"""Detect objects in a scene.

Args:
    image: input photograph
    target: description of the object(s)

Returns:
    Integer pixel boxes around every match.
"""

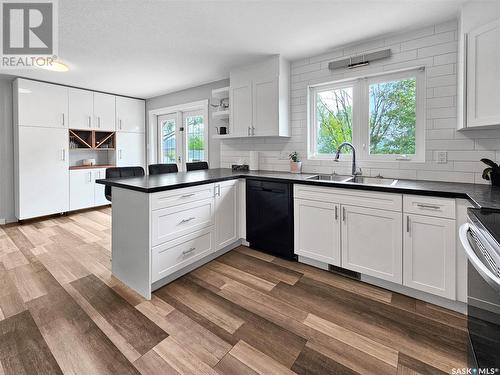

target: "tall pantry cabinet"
[14,79,70,220]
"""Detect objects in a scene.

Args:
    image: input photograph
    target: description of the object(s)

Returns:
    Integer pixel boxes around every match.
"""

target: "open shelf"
[211,86,229,100]
[212,110,230,120]
[69,129,116,150]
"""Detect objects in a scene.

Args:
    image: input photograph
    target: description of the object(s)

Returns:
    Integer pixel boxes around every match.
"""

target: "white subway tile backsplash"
[220,20,498,183]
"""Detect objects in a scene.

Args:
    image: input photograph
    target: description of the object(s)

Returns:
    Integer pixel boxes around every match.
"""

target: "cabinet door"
[294,199,341,266]
[215,180,238,250]
[467,18,500,127]
[230,82,252,137]
[17,127,69,219]
[116,97,145,133]
[404,214,456,299]
[252,77,279,136]
[341,205,402,283]
[116,132,145,168]
[69,169,94,211]
[16,79,68,128]
[93,169,110,207]
[68,88,93,129]
[93,93,116,131]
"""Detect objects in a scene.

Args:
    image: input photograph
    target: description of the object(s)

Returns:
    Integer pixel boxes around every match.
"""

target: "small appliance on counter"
[249,151,259,171]
[82,158,96,166]
[459,208,500,369]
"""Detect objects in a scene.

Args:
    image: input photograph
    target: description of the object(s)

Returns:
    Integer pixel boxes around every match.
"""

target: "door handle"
[61,149,66,161]
[118,149,122,160]
[406,215,410,234]
[88,115,92,128]
[416,203,441,210]
[182,247,196,255]
[252,126,255,136]
[61,113,65,126]
[335,205,338,221]
[119,119,122,130]
[98,116,101,128]
[181,193,195,198]
[179,217,196,224]
[342,207,346,222]
[247,127,251,136]
[88,172,92,182]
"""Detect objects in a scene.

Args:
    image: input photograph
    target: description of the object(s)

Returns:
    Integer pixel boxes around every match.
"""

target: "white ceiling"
[1,0,465,98]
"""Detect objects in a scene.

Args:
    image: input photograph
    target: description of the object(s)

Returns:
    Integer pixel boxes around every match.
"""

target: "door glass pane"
[316,86,353,154]
[369,78,416,155]
[185,114,205,162]
[160,118,176,163]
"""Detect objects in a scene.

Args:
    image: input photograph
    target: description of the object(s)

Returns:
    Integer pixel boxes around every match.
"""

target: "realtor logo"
[2,1,54,54]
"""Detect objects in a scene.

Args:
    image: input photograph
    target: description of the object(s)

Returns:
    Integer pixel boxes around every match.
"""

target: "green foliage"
[289,151,300,162]
[369,79,416,155]
[481,158,500,181]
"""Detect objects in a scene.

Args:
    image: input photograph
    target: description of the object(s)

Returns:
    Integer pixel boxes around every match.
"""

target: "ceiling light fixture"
[40,60,69,72]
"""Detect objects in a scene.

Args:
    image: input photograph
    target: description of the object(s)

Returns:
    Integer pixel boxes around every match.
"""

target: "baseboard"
[0,217,17,225]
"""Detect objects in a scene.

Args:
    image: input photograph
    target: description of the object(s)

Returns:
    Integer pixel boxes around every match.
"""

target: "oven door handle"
[459,223,500,292]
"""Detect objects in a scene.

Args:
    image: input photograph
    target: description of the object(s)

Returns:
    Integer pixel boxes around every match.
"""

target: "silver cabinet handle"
[334,205,338,221]
[119,119,122,130]
[247,127,251,136]
[342,207,346,222]
[98,116,101,128]
[416,203,441,210]
[88,115,92,128]
[406,215,410,233]
[252,126,255,136]
[118,149,122,160]
[62,113,65,126]
[179,217,196,224]
[182,247,196,255]
[61,149,66,161]
[181,193,195,198]
[88,172,92,183]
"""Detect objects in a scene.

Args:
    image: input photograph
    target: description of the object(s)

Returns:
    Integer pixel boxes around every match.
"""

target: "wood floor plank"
[0,310,62,375]
[206,260,277,292]
[1,251,29,270]
[235,246,276,262]
[133,349,180,375]
[71,274,168,355]
[229,340,296,375]
[218,251,302,285]
[292,345,360,375]
[7,263,48,303]
[214,353,259,375]
[0,264,26,319]
[397,353,448,375]
[153,336,218,375]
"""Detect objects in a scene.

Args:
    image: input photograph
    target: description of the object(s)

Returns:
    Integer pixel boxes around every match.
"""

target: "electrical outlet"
[436,151,448,164]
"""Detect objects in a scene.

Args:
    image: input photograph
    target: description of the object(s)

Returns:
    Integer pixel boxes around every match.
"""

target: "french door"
[157,108,207,171]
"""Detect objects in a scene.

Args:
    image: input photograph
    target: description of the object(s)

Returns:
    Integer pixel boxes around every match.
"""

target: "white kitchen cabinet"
[116,97,145,133]
[15,79,68,128]
[229,82,252,137]
[93,169,109,206]
[70,169,94,211]
[16,127,69,219]
[116,132,145,168]
[215,180,238,250]
[69,88,93,129]
[229,55,289,138]
[403,214,456,299]
[93,92,116,131]
[294,199,341,266]
[466,18,500,128]
[341,205,403,283]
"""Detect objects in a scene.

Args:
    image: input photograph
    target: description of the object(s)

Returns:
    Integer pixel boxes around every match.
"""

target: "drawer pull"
[416,203,441,210]
[179,217,196,224]
[182,247,196,255]
[181,193,195,198]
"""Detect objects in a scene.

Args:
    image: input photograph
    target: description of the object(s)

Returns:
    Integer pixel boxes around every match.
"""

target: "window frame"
[308,68,425,163]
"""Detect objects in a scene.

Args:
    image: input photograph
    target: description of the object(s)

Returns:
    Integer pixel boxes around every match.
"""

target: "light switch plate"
[436,151,448,164]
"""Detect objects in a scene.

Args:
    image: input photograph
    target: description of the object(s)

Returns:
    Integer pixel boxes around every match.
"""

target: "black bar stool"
[105,166,145,201]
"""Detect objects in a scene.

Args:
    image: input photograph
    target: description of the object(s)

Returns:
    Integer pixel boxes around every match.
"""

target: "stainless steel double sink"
[306,174,398,186]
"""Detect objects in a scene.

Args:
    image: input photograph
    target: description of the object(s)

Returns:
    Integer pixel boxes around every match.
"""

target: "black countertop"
[96,168,500,209]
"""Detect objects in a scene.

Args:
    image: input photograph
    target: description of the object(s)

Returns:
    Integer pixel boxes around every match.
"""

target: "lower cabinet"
[70,168,110,211]
[403,214,456,299]
[215,180,239,250]
[294,199,341,266]
[341,205,403,283]
[152,228,215,283]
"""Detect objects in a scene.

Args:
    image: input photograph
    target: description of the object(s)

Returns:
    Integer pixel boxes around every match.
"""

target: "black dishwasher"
[246,179,295,260]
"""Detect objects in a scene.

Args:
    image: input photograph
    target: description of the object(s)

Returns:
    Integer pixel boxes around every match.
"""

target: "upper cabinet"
[69,88,94,129]
[465,18,500,128]
[93,92,116,131]
[16,79,68,128]
[229,55,290,137]
[116,96,145,133]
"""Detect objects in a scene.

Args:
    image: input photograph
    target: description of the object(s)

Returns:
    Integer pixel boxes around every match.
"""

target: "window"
[309,69,424,161]
[155,100,208,171]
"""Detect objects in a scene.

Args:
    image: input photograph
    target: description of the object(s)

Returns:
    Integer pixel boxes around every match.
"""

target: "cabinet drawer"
[152,198,215,246]
[403,195,455,219]
[151,184,214,210]
[152,228,214,283]
[294,184,402,212]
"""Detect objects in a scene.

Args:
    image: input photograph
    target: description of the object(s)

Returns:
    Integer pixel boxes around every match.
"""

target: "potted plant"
[481,158,500,186]
[289,152,302,174]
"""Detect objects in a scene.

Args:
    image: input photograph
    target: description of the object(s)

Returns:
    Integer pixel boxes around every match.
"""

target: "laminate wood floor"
[0,207,468,374]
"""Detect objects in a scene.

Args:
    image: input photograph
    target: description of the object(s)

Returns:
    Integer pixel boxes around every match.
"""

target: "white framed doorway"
[149,100,209,172]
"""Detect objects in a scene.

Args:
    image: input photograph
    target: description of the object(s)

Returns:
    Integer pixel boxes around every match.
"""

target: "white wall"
[0,78,15,223]
[146,79,230,168]
[220,19,500,184]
